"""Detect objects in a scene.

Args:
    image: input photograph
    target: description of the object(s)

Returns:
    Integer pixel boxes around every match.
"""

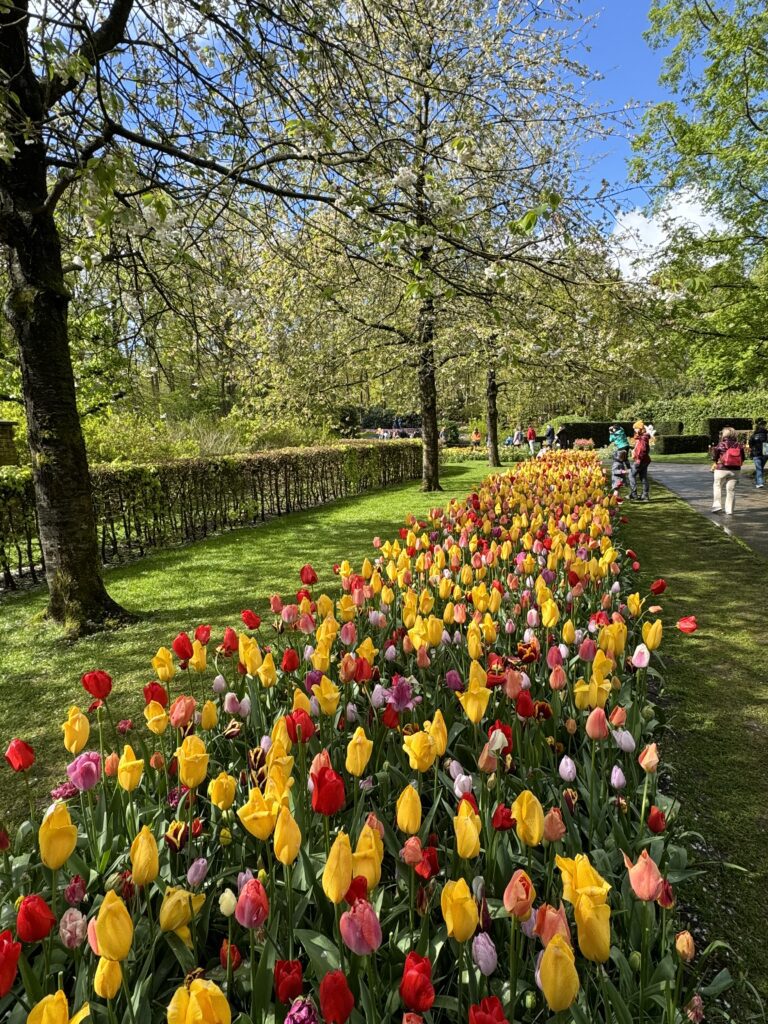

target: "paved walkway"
[648,462,768,560]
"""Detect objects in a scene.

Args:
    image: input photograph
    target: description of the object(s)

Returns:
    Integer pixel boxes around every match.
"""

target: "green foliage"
[617,392,768,435]
[652,434,709,455]
[439,446,528,464]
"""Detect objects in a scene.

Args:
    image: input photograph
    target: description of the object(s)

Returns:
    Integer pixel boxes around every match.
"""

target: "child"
[611,447,630,492]
[608,424,629,452]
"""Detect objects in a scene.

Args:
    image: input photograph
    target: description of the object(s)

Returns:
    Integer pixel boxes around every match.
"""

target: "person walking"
[526,423,536,455]
[471,427,482,449]
[748,417,768,489]
[628,421,652,501]
[512,426,523,447]
[710,426,745,515]
[544,423,555,446]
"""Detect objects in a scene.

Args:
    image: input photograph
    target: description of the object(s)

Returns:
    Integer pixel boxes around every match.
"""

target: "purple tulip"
[611,729,636,753]
[472,932,498,976]
[224,692,241,715]
[610,765,627,790]
[187,858,209,887]
[66,751,101,792]
[558,756,577,782]
[285,998,321,1024]
[445,669,464,692]
[212,674,227,693]
[384,645,397,661]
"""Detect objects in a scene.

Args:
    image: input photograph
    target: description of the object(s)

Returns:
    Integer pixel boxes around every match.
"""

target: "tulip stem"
[588,740,597,848]
[250,929,258,1024]
[409,866,415,941]
[122,973,138,1024]
[509,916,519,1019]
[285,863,294,960]
[639,773,650,840]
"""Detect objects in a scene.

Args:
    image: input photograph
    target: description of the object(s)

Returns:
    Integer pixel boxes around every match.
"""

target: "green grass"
[0,463,487,819]
[624,484,768,1008]
[650,452,711,463]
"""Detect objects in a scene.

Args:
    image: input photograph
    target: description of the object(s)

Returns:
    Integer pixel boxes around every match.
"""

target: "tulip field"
[0,451,731,1023]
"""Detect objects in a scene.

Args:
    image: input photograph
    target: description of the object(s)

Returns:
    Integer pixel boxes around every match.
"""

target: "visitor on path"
[526,424,536,455]
[544,423,555,446]
[471,427,482,448]
[555,425,568,449]
[629,421,651,501]
[512,426,523,447]
[608,424,630,452]
[710,426,745,516]
[748,418,768,489]
[611,446,630,492]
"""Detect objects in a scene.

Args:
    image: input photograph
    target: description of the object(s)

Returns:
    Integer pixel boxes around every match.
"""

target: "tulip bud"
[675,930,695,962]
[219,889,237,917]
[525,992,537,1011]
[629,950,642,972]
[610,765,626,790]
[558,756,576,782]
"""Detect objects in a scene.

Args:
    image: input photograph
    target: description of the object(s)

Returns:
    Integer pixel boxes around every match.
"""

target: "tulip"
[631,643,651,669]
[642,619,662,650]
[558,756,576,782]
[95,890,133,961]
[130,826,159,886]
[585,707,609,740]
[117,744,144,792]
[396,785,422,834]
[453,801,481,859]
[274,806,301,865]
[208,772,237,811]
[312,675,340,716]
[543,807,566,843]
[58,908,87,950]
[457,678,491,724]
[471,932,498,976]
[676,615,698,634]
[144,700,169,735]
[399,952,435,1012]
[160,887,206,946]
[675,930,695,962]
[4,738,35,772]
[403,731,437,772]
[424,709,448,756]
[638,743,659,773]
[175,735,209,790]
[311,766,346,816]
[339,899,382,955]
[81,669,113,699]
[0,929,21,997]
[533,902,571,946]
[151,647,175,682]
[17,894,56,942]
[574,896,611,962]
[323,831,353,904]
[623,850,664,901]
[511,791,544,846]
[274,959,303,1004]
[319,970,355,1024]
[200,700,218,730]
[351,823,384,890]
[610,765,626,790]
[169,695,196,729]
[540,933,579,1011]
[26,992,90,1024]
[61,706,89,755]
[219,890,237,917]
[440,878,479,942]
[345,727,373,777]
[39,801,77,870]
[167,979,231,1024]
[94,956,122,999]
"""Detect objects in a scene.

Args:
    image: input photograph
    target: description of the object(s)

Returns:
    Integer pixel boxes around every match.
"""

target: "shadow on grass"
[624,485,768,1005]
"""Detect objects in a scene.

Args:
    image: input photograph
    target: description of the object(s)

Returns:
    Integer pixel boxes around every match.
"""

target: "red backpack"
[721,443,743,468]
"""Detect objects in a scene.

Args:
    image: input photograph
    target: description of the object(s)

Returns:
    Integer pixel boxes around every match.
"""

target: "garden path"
[648,462,768,560]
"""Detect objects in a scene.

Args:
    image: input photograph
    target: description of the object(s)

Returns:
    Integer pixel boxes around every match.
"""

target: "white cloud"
[610,187,726,281]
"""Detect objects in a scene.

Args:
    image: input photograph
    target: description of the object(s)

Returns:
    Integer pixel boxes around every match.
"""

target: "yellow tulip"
[144,700,169,736]
[239,635,262,675]
[94,957,122,999]
[130,826,159,887]
[237,787,278,840]
[208,772,237,811]
[403,731,437,772]
[61,706,89,755]
[188,639,207,673]
[257,651,277,688]
[426,615,443,647]
[627,592,644,618]
[574,894,611,962]
[562,619,576,644]
[117,744,143,792]
[356,637,378,663]
[159,887,205,947]
[541,598,560,628]
[273,805,301,865]
[440,878,479,942]
[424,709,447,756]
[457,680,490,725]
[311,676,340,716]
[540,933,580,1012]
[468,659,487,689]
[175,735,209,790]
[151,646,175,682]
[39,801,77,871]
[337,594,356,622]
[27,992,90,1024]
[292,688,312,714]
[453,801,481,859]
[396,784,422,834]
[351,823,384,890]
[511,791,544,847]
[345,727,373,777]
[642,619,663,651]
[467,628,484,661]
[200,700,218,730]
[167,979,231,1024]
[555,854,611,906]
[96,891,133,961]
[322,831,353,904]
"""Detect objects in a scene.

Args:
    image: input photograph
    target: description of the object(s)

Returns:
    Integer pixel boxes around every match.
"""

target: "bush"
[443,421,460,446]
[573,437,596,450]
[557,422,632,448]
[440,446,529,464]
[0,441,421,589]
[617,392,768,435]
[652,434,709,455]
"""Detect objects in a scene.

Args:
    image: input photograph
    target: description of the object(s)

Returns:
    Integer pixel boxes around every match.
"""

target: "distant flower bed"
[573,438,596,451]
[2,452,725,1023]
[441,447,530,463]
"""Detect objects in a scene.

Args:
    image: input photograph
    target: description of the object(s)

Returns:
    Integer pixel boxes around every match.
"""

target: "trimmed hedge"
[0,441,421,590]
[652,434,709,455]
[705,417,754,442]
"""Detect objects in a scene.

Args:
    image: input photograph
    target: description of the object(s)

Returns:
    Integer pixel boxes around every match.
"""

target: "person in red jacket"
[629,420,651,501]
[526,424,536,455]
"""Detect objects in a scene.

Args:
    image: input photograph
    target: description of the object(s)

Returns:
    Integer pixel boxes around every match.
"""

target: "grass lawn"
[624,484,768,1010]
[650,452,711,464]
[0,462,487,821]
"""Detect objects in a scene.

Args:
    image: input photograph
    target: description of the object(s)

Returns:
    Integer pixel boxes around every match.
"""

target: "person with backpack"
[628,421,651,501]
[748,417,768,489]
[710,426,746,515]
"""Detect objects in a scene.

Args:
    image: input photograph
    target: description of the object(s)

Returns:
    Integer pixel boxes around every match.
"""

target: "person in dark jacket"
[748,418,767,489]
[629,421,651,501]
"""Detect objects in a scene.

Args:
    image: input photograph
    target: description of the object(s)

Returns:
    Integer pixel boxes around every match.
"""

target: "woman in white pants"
[710,427,746,516]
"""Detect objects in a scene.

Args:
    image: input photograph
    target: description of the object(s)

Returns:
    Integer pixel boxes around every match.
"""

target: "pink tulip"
[235,879,270,929]
[416,646,431,669]
[59,908,87,949]
[623,850,664,901]
[585,708,609,741]
[339,899,382,956]
[340,622,357,647]
[66,751,101,792]
[631,644,651,669]
[269,595,283,614]
[400,837,423,867]
[281,604,298,624]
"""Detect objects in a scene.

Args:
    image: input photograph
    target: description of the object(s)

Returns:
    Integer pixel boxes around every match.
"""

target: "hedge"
[557,421,633,448]
[440,446,530,464]
[652,433,710,455]
[0,441,421,590]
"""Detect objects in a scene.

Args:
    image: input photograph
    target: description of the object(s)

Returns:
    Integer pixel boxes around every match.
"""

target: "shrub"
[652,434,709,455]
[440,446,529,464]
[573,437,596,450]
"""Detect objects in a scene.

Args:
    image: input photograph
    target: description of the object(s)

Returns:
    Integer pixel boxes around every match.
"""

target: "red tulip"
[469,995,510,1024]
[172,632,194,662]
[650,579,667,595]
[220,627,239,655]
[319,969,355,1024]
[4,739,35,773]
[241,609,261,630]
[343,876,368,905]
[194,624,211,645]
[382,706,400,729]
[647,806,667,834]
[311,766,345,816]
[300,564,318,586]
[399,952,435,1012]
[487,720,513,757]
[274,959,303,1003]
[219,939,242,971]
[515,691,535,719]
[491,804,514,832]
[16,895,56,943]
[414,846,439,881]
[281,649,300,673]
[81,670,112,699]
[676,615,698,634]
[0,929,21,996]
[143,682,168,707]
[286,710,315,743]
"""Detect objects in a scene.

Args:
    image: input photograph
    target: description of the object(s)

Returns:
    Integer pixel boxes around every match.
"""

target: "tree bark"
[486,366,501,467]
[417,298,442,491]
[1,7,126,629]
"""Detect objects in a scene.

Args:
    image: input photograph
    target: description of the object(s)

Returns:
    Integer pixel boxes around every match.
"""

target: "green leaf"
[295,928,340,978]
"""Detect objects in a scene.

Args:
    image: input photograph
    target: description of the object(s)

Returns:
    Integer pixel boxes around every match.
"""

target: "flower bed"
[0,452,723,1023]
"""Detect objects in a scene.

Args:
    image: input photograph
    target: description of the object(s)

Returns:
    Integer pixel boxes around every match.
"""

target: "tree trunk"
[1,10,126,630]
[486,366,501,467]
[417,298,441,491]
